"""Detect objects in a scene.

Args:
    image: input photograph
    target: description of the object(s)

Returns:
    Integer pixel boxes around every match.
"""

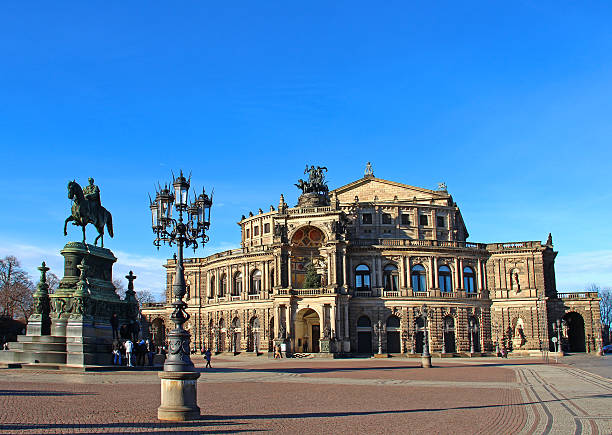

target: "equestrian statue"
[64,177,114,247]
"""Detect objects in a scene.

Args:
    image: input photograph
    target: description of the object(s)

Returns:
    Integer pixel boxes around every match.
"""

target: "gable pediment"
[331,177,449,203]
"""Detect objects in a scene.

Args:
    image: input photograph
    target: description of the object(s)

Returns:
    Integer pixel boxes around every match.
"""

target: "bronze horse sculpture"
[64,180,114,247]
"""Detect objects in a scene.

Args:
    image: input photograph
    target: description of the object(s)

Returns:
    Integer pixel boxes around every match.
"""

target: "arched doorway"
[295,308,320,353]
[563,312,586,352]
[248,317,260,353]
[386,315,401,353]
[231,317,241,353]
[443,316,456,353]
[268,316,274,352]
[357,315,372,354]
[468,316,481,352]
[151,318,166,348]
[414,316,425,353]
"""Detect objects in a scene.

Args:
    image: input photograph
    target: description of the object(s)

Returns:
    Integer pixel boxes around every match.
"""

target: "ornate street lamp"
[421,304,432,368]
[150,170,212,422]
[373,320,385,355]
[552,319,564,354]
[469,318,475,354]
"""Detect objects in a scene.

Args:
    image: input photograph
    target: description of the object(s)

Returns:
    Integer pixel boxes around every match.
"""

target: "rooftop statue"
[295,165,329,196]
[64,178,114,247]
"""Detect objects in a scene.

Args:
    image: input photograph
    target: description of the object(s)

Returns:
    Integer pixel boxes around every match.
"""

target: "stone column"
[342,249,348,289]
[344,303,349,339]
[477,259,483,293]
[459,259,464,290]
[429,257,435,289]
[287,253,292,288]
[432,257,438,289]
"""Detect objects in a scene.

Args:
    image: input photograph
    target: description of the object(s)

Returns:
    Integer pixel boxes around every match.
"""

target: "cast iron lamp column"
[150,171,212,421]
[421,305,432,368]
[469,318,475,354]
[374,320,384,355]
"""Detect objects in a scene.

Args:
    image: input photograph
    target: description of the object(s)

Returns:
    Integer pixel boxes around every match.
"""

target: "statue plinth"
[0,242,139,368]
[297,192,330,207]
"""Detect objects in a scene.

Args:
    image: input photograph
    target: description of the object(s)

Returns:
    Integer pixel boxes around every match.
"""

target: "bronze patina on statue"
[64,178,114,247]
[295,165,330,207]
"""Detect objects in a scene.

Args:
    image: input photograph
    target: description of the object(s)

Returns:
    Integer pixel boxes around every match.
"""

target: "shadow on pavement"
[0,389,95,396]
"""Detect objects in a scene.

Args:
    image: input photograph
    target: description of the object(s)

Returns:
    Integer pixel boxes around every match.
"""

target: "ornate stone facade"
[142,172,602,356]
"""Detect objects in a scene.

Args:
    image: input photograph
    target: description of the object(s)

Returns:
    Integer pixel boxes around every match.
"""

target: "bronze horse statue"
[64,180,114,247]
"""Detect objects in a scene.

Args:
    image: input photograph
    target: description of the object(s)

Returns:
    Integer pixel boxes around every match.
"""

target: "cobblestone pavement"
[0,357,610,434]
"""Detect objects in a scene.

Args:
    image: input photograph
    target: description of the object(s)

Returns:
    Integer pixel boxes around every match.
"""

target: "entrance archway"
[296,308,320,353]
[151,318,166,348]
[414,316,425,353]
[357,315,372,354]
[563,312,586,352]
[443,316,456,353]
[248,317,260,353]
[386,316,401,353]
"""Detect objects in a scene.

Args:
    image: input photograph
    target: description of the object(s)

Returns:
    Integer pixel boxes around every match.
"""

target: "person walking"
[204,348,212,369]
[125,339,134,367]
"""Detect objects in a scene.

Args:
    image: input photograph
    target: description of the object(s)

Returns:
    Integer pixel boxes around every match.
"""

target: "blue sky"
[1,2,611,298]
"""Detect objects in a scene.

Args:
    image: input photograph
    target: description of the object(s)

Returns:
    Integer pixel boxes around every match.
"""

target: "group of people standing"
[112,338,158,367]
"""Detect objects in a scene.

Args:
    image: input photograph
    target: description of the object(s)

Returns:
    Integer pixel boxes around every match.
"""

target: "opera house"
[142,165,602,357]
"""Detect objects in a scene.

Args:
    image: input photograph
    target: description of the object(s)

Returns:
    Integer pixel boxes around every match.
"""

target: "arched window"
[269,268,275,291]
[186,280,191,300]
[439,265,452,292]
[386,315,400,329]
[355,265,371,290]
[209,276,216,298]
[220,274,227,297]
[463,266,476,292]
[250,269,261,294]
[383,264,399,291]
[232,272,243,296]
[357,315,371,328]
[411,265,427,291]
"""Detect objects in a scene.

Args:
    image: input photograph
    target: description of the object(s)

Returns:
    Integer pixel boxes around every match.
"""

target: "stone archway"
[295,308,320,353]
[357,315,373,354]
[414,316,425,354]
[443,316,456,353]
[386,315,401,353]
[563,312,586,352]
[248,317,260,353]
[151,318,166,348]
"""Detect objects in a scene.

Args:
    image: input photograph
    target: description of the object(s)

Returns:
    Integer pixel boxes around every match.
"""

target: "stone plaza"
[0,355,611,434]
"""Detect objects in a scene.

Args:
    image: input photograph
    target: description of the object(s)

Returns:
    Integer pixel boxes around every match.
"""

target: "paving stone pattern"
[0,356,610,434]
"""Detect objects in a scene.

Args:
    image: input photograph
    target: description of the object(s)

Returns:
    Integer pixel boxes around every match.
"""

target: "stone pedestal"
[158,372,201,421]
[421,355,432,368]
[0,242,138,368]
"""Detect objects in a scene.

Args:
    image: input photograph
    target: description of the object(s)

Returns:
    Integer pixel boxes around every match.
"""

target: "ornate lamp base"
[158,372,201,421]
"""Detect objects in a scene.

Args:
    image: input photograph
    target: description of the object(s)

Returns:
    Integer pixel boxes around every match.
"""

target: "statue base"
[0,242,138,368]
[297,192,330,207]
[158,372,201,421]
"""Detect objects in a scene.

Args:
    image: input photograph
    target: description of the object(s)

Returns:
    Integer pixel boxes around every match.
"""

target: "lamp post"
[374,320,384,355]
[469,318,475,354]
[150,170,212,421]
[421,305,432,368]
[552,319,563,354]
